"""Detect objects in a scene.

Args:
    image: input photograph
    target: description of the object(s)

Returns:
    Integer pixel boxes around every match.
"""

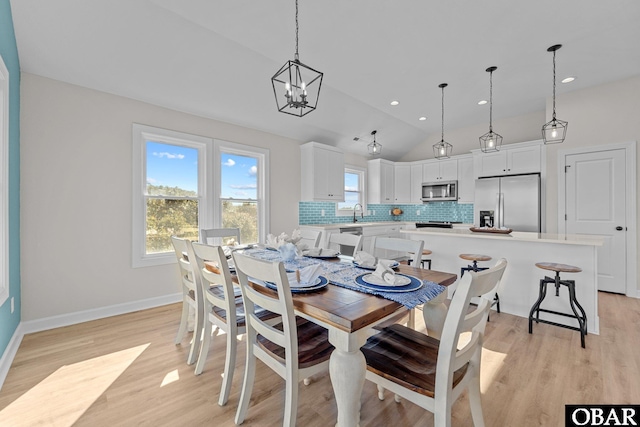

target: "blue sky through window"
[220,152,257,199]
[145,143,258,199]
[146,141,198,192]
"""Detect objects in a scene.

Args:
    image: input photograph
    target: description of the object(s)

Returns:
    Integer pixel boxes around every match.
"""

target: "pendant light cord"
[441,85,445,142]
[552,48,557,120]
[489,69,494,133]
[294,0,299,61]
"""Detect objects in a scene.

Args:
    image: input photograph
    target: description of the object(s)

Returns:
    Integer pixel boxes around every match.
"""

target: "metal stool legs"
[460,261,499,318]
[528,271,587,348]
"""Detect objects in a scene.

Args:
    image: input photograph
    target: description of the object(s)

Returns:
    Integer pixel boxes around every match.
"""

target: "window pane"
[338,171,361,210]
[345,172,359,192]
[220,153,257,200]
[222,200,258,244]
[146,198,199,254]
[146,141,198,196]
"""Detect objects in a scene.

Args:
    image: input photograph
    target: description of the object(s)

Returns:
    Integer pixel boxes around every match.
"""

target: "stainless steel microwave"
[421,180,458,202]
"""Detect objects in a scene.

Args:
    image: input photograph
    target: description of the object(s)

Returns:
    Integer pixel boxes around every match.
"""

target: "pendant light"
[542,44,568,144]
[368,130,382,156]
[433,83,453,159]
[479,66,503,152]
[271,0,323,117]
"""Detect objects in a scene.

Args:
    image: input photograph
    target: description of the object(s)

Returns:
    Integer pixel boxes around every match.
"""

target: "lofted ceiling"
[10,0,640,160]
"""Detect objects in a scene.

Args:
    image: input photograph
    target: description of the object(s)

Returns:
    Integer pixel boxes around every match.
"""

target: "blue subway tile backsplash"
[299,202,474,225]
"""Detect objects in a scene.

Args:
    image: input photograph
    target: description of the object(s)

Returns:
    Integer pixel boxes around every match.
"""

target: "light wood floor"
[1,292,639,426]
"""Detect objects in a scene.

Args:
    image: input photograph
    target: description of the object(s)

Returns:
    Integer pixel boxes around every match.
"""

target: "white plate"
[361,273,411,287]
[286,274,322,289]
[303,249,340,258]
[353,260,399,270]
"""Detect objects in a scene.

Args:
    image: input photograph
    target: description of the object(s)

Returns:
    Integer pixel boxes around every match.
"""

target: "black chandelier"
[433,83,453,159]
[368,130,382,156]
[271,0,323,117]
[542,44,568,144]
[479,66,503,152]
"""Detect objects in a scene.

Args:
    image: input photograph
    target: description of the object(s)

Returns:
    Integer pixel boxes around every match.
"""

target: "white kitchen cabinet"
[410,163,424,204]
[456,155,475,204]
[368,159,395,204]
[300,142,345,201]
[393,164,411,203]
[473,141,542,178]
[423,159,458,182]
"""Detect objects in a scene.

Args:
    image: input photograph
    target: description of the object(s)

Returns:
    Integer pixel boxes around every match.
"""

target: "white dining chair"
[200,227,241,246]
[189,242,279,406]
[170,236,200,366]
[362,258,508,427]
[370,236,424,265]
[325,231,363,257]
[298,228,322,249]
[232,252,334,426]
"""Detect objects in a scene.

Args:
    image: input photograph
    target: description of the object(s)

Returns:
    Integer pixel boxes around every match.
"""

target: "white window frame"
[132,124,213,268]
[213,140,269,244]
[0,56,9,305]
[336,165,367,217]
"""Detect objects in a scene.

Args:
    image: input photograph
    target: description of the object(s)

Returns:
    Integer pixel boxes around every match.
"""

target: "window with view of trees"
[220,152,259,244]
[145,141,200,253]
[133,125,268,267]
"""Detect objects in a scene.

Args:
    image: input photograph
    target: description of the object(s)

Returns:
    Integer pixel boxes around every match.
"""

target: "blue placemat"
[242,248,446,309]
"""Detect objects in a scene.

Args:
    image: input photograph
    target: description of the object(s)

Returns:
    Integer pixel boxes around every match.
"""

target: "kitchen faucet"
[353,203,364,223]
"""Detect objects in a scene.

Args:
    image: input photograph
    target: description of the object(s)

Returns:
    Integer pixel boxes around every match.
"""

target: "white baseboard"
[0,323,25,391]
[0,292,182,391]
[21,292,182,334]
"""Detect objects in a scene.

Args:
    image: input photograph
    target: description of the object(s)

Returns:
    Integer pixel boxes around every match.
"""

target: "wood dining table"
[243,256,457,427]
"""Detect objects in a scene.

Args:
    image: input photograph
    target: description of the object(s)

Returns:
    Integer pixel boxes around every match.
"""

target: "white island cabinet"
[401,228,603,334]
[300,142,345,202]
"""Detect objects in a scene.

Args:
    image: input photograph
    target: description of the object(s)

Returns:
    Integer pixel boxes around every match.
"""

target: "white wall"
[399,111,545,161]
[20,73,302,321]
[543,75,640,292]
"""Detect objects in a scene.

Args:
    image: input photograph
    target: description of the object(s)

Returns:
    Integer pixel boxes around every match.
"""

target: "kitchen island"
[401,228,604,334]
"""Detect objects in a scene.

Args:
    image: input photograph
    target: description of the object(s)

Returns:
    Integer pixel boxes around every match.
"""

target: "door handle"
[616,226,624,231]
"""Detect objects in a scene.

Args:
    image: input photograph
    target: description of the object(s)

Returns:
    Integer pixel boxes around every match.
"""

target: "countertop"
[299,221,413,229]
[300,222,474,230]
[401,227,604,246]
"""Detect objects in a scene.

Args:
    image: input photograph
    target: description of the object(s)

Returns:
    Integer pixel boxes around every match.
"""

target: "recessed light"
[562,76,576,83]
[390,100,399,106]
[419,116,427,121]
[478,100,488,105]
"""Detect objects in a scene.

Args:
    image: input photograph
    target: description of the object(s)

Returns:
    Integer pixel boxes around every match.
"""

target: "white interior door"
[565,149,626,293]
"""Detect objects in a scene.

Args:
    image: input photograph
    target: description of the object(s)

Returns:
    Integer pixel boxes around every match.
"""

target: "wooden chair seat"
[362,324,469,397]
[459,253,492,262]
[535,262,582,274]
[209,286,279,327]
[257,316,334,369]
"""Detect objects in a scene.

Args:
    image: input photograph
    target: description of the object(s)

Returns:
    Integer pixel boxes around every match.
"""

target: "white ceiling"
[10,0,640,160]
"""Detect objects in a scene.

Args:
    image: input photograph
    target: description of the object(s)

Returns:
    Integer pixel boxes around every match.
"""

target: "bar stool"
[529,262,587,348]
[459,254,500,315]
[407,249,432,269]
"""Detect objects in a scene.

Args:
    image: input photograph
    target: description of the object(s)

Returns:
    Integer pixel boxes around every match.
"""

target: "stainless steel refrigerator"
[474,174,541,232]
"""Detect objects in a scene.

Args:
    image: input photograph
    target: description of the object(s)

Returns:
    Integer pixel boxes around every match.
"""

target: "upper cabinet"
[473,140,543,178]
[368,159,395,204]
[393,164,412,203]
[456,155,474,204]
[423,159,458,182]
[300,142,345,202]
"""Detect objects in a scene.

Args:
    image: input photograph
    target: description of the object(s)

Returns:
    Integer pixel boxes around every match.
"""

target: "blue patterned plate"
[355,273,423,293]
[265,275,329,293]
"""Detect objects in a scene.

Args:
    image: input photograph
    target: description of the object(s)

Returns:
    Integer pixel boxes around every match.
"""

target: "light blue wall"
[299,202,473,225]
[0,0,21,358]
